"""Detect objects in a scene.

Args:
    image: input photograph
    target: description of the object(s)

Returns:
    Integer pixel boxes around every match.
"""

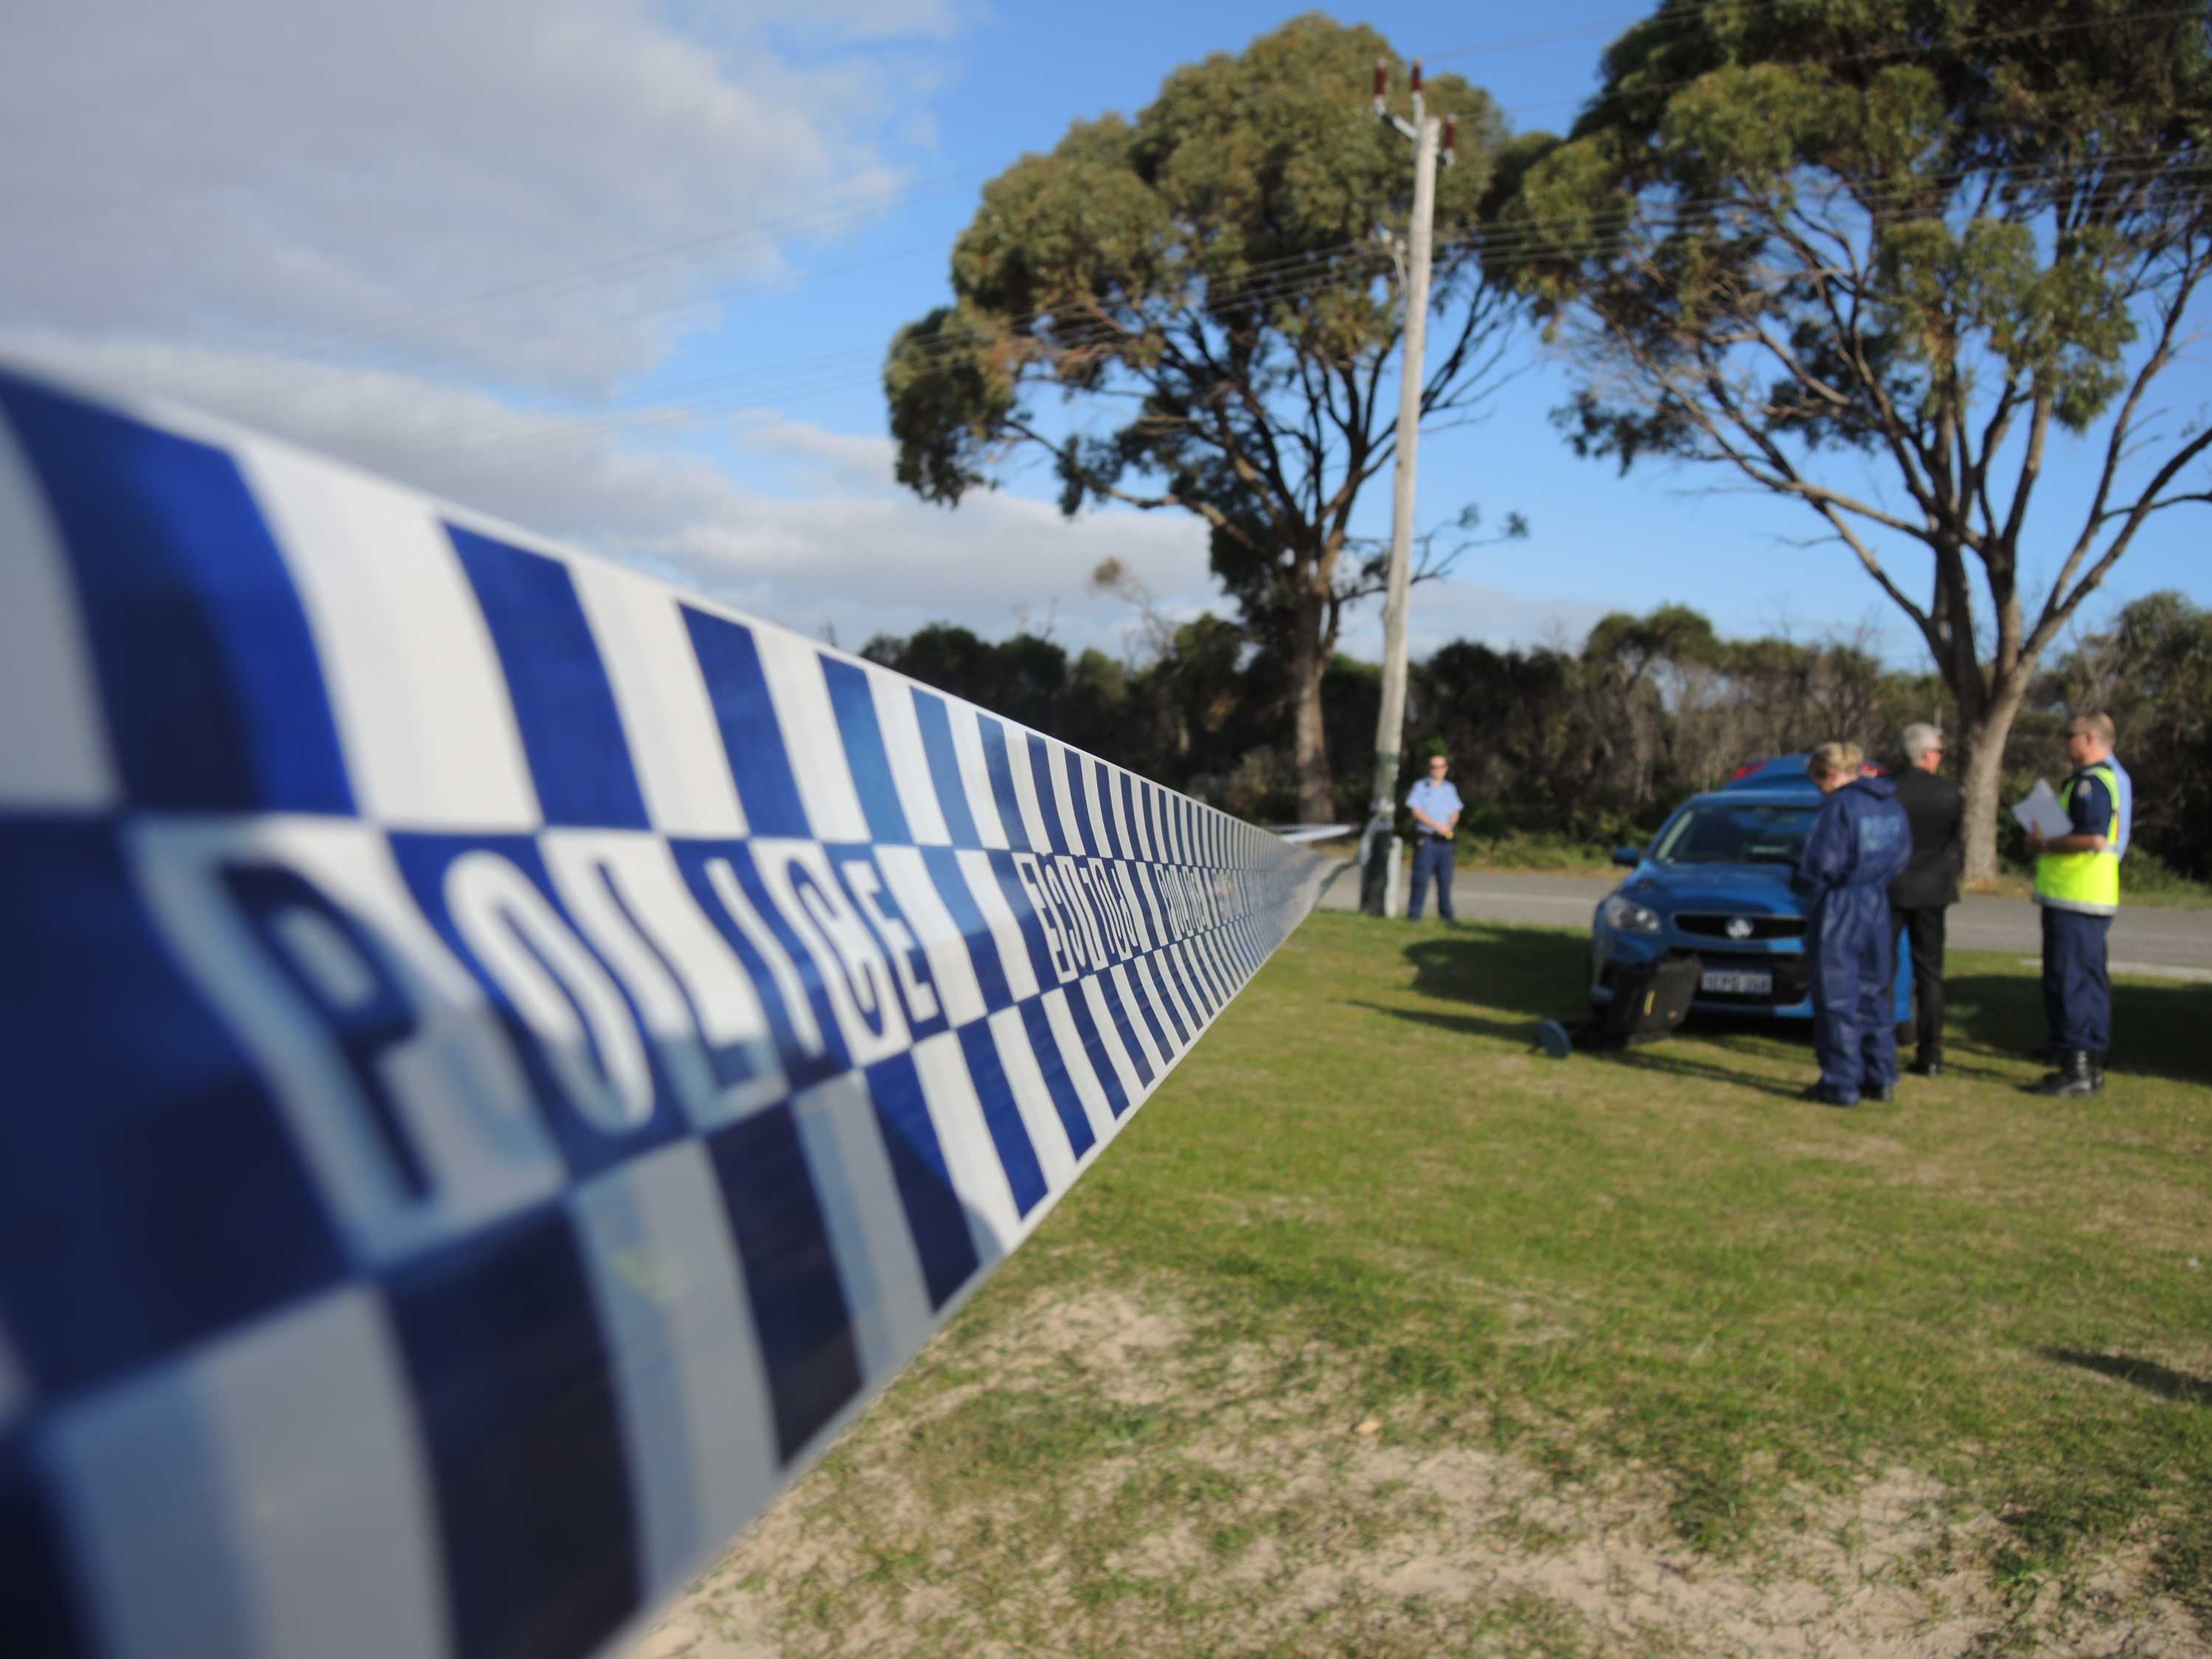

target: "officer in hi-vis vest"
[2025,712,2124,1097]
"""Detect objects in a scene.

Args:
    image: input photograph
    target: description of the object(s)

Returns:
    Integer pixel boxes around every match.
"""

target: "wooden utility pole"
[1360,59,1455,917]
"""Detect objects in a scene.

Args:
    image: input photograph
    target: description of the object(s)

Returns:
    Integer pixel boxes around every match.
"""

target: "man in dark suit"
[1888,722,1964,1077]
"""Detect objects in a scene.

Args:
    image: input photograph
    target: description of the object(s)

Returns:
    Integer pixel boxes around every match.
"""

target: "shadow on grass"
[2040,1349,2212,1406]
[1947,973,2212,1087]
[1388,922,2212,1088]
[1392,927,1827,1099]
[1360,995,1820,1102]
[1602,1044,1815,1102]
[1399,926,1589,1020]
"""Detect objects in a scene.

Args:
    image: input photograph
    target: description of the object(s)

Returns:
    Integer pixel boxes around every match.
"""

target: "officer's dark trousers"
[2041,905,2112,1054]
[1891,904,1947,1060]
[1408,837,1455,920]
[1809,885,1896,1101]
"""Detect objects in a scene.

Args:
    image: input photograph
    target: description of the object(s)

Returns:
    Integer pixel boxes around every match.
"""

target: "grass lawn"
[628,913,2212,1658]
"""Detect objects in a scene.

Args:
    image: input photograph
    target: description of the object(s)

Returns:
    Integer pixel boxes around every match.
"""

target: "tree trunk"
[1957,718,2006,888]
[1290,598,1332,822]
[1956,675,2033,885]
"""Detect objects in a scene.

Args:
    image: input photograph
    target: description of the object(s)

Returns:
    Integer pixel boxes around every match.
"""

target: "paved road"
[1311,863,2212,978]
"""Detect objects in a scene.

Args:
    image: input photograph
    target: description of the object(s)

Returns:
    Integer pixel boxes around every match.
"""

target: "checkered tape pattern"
[0,363,1334,1659]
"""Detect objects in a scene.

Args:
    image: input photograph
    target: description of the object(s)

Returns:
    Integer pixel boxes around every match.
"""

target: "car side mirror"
[1611,845,1641,868]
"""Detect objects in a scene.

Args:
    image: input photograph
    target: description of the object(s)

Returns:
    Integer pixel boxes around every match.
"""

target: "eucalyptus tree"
[2036,590,2212,874]
[884,15,1517,818]
[1491,0,2211,877]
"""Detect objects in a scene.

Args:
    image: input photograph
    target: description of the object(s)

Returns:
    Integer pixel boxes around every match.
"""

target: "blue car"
[1589,766,1912,1026]
[1718,751,1888,791]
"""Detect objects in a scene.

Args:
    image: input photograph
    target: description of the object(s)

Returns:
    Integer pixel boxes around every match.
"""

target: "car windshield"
[1650,803,1815,866]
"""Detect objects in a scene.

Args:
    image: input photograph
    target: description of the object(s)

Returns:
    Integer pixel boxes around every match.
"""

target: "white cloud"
[1,0,1633,678]
[9,330,1618,662]
[2,334,1224,652]
[731,413,900,490]
[659,486,1217,651]
[0,0,941,389]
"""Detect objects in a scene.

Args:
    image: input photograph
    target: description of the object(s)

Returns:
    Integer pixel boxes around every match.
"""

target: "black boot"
[2036,1049,2101,1098]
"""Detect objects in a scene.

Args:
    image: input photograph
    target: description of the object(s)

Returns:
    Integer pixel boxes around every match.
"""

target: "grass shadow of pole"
[2039,1349,2212,1407]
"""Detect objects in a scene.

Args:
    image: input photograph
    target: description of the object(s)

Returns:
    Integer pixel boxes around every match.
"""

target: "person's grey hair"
[1806,740,1863,781]
[1901,723,1943,762]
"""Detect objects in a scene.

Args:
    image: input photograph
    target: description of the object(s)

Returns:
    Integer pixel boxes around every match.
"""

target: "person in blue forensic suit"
[2025,711,2124,1097]
[1405,752,1462,921]
[1791,741,1913,1106]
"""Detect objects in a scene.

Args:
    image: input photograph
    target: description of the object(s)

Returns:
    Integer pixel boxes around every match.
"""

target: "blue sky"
[4,0,2204,667]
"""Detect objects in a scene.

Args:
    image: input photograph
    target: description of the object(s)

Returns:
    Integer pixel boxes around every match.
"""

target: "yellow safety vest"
[2034,762,2121,916]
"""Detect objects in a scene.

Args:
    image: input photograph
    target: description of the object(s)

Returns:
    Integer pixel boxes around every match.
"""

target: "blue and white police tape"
[0,360,1333,1659]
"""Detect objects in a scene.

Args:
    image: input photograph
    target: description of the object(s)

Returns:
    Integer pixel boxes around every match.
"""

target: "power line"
[375,170,2208,471]
[1422,0,1796,67]
[372,244,1413,467]
[362,148,2207,470]
[144,1,2197,412]
[364,236,1411,459]
[1481,1,2212,122]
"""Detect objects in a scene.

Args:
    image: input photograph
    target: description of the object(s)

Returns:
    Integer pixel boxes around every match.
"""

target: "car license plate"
[1701,969,1773,995]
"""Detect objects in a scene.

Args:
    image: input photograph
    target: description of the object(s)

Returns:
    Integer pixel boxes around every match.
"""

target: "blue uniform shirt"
[2108,754,2133,858]
[1405,777,1463,839]
[2065,768,2116,839]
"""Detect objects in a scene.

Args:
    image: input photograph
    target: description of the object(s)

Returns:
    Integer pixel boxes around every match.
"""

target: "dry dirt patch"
[620,1285,2201,1659]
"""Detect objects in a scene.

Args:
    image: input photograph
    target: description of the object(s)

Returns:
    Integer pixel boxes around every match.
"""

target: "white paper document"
[2011,778,2073,839]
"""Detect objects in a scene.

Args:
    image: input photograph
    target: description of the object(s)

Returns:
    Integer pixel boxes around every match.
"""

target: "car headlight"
[1601,894,1663,935]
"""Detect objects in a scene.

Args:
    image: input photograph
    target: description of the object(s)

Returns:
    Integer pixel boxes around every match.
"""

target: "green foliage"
[2028,589,2212,880]
[883,15,1524,814]
[1407,603,1923,838]
[865,591,2208,886]
[1491,0,2212,875]
[1505,0,2208,458]
[885,307,1018,504]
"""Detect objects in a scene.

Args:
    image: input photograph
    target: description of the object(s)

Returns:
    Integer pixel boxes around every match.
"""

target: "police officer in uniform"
[1888,723,1963,1077]
[1404,753,1462,921]
[2025,712,2123,1098]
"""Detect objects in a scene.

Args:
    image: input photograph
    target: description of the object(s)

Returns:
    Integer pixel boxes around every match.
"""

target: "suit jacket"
[1888,765,1964,908]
